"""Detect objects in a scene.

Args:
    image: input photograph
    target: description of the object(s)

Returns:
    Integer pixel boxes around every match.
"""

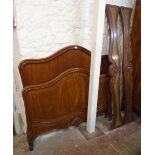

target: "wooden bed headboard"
[19,45,110,150]
[20,46,91,87]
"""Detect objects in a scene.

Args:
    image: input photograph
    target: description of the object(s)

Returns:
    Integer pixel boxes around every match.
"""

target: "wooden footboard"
[19,45,109,150]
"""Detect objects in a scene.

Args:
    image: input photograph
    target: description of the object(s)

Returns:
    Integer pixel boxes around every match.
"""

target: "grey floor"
[14,116,141,155]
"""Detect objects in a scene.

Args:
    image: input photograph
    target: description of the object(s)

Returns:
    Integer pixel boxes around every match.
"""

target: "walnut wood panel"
[120,7,133,124]
[19,46,91,87]
[23,68,108,149]
[22,69,88,149]
[131,0,141,115]
[19,45,109,150]
[106,5,122,129]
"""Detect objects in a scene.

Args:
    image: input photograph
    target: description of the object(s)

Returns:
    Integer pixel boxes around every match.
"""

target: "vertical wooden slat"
[120,7,133,124]
[132,0,141,115]
[106,5,122,129]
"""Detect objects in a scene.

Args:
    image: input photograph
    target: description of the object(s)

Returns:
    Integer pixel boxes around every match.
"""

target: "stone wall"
[13,0,136,133]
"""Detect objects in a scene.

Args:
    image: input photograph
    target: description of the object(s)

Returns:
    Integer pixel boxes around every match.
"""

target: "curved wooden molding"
[106,5,122,129]
[120,7,133,124]
[23,68,89,92]
[22,68,89,149]
[19,45,110,150]
[19,45,91,87]
[23,68,108,150]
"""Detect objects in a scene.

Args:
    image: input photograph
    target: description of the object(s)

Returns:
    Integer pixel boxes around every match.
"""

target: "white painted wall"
[13,0,136,134]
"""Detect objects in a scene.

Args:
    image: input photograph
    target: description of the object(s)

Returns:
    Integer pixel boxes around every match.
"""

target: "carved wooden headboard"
[19,45,110,150]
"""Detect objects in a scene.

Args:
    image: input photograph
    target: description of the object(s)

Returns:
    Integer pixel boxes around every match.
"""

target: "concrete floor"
[13,116,141,155]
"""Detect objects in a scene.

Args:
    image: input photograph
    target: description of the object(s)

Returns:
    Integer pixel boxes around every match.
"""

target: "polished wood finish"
[19,46,91,87]
[120,7,133,124]
[131,0,141,114]
[19,45,109,150]
[106,5,122,129]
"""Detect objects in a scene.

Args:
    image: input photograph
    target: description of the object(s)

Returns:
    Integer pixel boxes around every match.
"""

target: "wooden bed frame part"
[19,45,110,150]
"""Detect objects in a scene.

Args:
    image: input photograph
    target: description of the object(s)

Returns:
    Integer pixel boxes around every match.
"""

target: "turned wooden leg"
[27,130,34,151]
[120,7,133,124]
[106,5,122,129]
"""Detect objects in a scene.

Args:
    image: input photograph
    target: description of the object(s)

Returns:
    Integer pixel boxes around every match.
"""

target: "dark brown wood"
[101,55,112,120]
[19,45,109,150]
[131,0,141,115]
[105,78,112,121]
[106,5,122,129]
[19,46,91,87]
[120,7,133,124]
[23,68,89,150]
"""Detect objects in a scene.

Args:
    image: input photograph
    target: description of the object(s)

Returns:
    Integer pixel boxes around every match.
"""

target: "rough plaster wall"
[14,29,27,133]
[14,0,96,59]
[13,0,136,134]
